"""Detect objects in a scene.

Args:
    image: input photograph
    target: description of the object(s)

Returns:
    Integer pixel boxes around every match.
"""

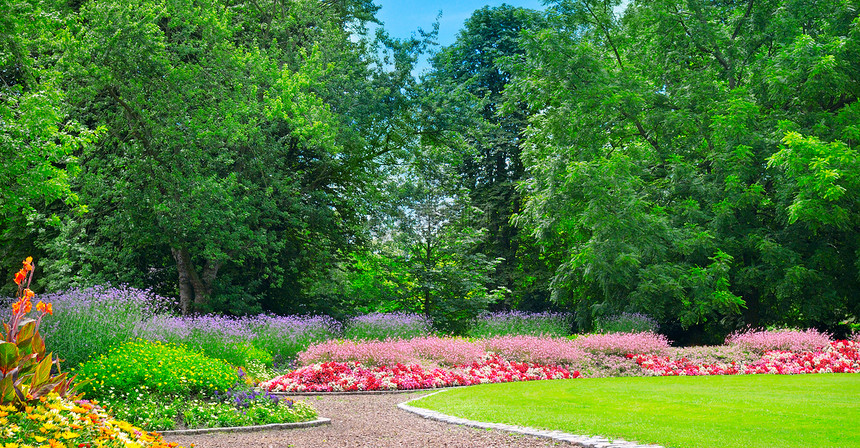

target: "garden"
[2,259,858,447]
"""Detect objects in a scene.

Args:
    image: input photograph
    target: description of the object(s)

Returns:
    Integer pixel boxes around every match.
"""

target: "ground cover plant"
[262,355,577,392]
[468,311,572,338]
[409,374,860,448]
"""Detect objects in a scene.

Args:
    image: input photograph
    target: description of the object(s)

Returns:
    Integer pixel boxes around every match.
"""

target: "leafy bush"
[724,328,832,353]
[594,312,659,334]
[36,285,174,367]
[343,312,432,340]
[469,311,572,338]
[74,339,237,399]
[573,332,670,356]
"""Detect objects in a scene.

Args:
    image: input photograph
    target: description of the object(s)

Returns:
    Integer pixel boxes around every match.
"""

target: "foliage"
[411,374,860,448]
[594,312,660,334]
[469,310,572,337]
[73,339,237,400]
[343,312,432,341]
[509,0,860,339]
[0,394,187,448]
[95,386,316,431]
[724,328,832,353]
[1,258,80,408]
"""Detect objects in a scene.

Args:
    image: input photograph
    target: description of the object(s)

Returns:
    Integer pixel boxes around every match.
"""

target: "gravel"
[163,392,570,448]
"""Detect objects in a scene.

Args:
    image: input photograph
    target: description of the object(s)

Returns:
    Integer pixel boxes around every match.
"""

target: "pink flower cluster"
[297,336,484,366]
[724,328,831,353]
[261,354,579,392]
[482,335,588,364]
[573,331,670,356]
[630,340,860,376]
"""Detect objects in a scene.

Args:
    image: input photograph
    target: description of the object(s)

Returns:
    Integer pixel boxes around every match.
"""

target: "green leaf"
[0,342,20,376]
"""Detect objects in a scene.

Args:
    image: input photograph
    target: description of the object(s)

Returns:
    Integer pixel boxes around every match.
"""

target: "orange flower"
[36,300,53,315]
[48,439,65,448]
[14,270,25,285]
[23,257,33,271]
[24,288,34,300]
[23,299,32,314]
[12,301,21,314]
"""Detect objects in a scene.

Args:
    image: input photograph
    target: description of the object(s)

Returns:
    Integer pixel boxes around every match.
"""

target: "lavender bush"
[142,314,341,366]
[35,285,175,367]
[468,311,573,338]
[342,312,432,341]
[724,328,832,353]
[594,312,659,334]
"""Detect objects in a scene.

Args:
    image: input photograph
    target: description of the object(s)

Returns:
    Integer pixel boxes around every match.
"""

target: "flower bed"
[261,355,578,392]
[0,393,184,448]
[629,340,860,376]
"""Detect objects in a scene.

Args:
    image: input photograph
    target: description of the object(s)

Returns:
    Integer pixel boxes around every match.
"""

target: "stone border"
[398,391,664,448]
[157,418,331,436]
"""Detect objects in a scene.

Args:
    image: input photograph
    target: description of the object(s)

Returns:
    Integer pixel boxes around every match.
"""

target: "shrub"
[343,312,432,340]
[36,285,174,367]
[594,312,659,334]
[724,328,832,353]
[469,311,572,338]
[74,339,237,399]
[573,331,670,356]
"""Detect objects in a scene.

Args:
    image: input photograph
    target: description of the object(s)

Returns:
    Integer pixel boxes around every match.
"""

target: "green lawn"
[410,374,860,448]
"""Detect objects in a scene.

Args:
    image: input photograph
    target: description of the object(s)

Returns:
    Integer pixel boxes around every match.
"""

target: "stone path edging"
[397,391,665,448]
[157,418,331,436]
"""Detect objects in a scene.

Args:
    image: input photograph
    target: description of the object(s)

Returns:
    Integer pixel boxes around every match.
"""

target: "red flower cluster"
[261,355,579,392]
[629,340,860,376]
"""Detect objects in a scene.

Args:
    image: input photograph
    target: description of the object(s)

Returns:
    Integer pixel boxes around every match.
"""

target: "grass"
[410,374,860,448]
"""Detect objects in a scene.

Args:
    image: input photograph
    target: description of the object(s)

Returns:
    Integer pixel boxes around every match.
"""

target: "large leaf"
[30,355,52,390]
[0,374,15,404]
[0,342,20,376]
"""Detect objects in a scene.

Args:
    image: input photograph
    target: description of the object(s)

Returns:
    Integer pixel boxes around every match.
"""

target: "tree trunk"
[172,247,221,315]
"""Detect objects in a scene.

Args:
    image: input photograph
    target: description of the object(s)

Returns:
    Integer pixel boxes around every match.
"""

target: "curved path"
[163,392,569,448]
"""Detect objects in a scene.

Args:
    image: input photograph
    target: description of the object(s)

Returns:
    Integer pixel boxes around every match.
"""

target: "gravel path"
[163,392,569,448]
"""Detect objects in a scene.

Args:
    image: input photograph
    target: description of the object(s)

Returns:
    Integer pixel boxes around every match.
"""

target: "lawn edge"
[397,391,664,448]
[157,417,332,436]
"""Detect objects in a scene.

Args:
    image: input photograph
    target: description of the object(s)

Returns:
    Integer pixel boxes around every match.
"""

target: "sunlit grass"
[411,374,860,448]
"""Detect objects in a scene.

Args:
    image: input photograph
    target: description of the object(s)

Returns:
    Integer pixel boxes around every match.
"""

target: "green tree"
[511,0,859,339]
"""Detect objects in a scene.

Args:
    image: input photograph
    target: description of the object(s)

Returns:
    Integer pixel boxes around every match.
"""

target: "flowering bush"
[343,312,432,341]
[572,331,670,356]
[261,355,578,393]
[143,313,341,366]
[469,311,572,338]
[481,335,588,365]
[73,339,237,399]
[297,336,485,367]
[35,285,175,368]
[0,393,185,447]
[724,328,832,353]
[630,340,860,376]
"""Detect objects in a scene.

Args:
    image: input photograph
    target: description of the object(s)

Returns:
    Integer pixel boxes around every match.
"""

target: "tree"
[510,0,859,339]
[50,0,422,314]
[421,5,549,309]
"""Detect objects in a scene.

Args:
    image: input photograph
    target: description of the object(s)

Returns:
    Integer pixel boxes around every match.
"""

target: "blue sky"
[373,1,547,73]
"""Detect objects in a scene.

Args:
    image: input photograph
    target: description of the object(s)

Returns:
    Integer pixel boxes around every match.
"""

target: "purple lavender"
[469,310,573,337]
[343,312,432,341]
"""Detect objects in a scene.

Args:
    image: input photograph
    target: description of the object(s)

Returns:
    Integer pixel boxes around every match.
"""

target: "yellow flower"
[33,437,46,443]
[58,431,79,440]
